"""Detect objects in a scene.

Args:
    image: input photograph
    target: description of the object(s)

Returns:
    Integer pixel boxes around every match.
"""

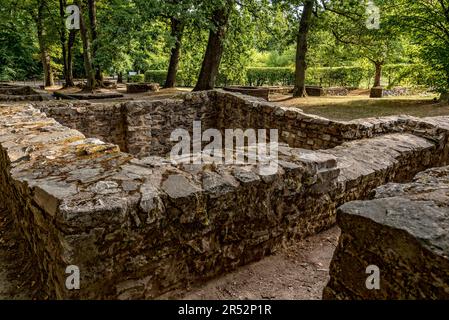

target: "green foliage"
[0,0,445,95]
[0,0,42,81]
[247,67,294,86]
[128,74,145,83]
[144,70,167,85]
[245,64,424,88]
[308,66,365,87]
[383,64,424,88]
[392,0,449,92]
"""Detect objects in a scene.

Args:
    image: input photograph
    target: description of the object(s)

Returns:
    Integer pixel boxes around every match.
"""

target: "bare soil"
[172,227,340,300]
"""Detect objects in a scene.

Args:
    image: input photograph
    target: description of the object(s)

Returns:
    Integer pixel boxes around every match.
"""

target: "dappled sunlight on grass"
[275,95,444,121]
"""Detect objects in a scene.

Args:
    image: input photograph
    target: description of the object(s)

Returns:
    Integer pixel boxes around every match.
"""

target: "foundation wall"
[2,90,449,299]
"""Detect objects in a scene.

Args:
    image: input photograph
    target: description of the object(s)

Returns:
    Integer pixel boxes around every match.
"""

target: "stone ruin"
[0,84,52,102]
[324,166,449,299]
[0,89,448,299]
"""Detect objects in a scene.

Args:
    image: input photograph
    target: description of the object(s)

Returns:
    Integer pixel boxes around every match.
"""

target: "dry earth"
[166,228,340,300]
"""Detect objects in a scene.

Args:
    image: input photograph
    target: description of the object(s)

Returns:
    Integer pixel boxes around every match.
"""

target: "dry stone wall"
[0,84,52,102]
[324,166,449,299]
[34,90,449,159]
[34,92,217,158]
[0,104,341,299]
[2,90,449,299]
[213,90,449,153]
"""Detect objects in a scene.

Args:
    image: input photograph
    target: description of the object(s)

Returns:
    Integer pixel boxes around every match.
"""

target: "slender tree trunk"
[118,72,123,83]
[165,18,184,88]
[59,0,75,87]
[76,0,96,91]
[66,30,76,86]
[373,62,383,87]
[293,0,314,97]
[37,0,54,87]
[88,0,103,84]
[193,2,232,91]
[59,0,67,83]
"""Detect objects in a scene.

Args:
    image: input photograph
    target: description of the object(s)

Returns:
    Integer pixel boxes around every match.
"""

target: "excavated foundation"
[1,90,449,299]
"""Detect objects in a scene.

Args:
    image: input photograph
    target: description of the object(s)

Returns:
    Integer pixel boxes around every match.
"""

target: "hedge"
[128,74,145,83]
[383,64,424,88]
[247,67,294,86]
[145,70,167,85]
[245,66,365,87]
[144,64,421,88]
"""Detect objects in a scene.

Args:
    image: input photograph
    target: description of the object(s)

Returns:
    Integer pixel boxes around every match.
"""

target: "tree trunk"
[59,0,75,87]
[293,0,314,97]
[373,62,383,87]
[193,3,232,92]
[440,92,449,102]
[76,0,96,91]
[66,30,76,87]
[165,18,184,88]
[37,0,54,87]
[118,72,123,83]
[88,0,103,84]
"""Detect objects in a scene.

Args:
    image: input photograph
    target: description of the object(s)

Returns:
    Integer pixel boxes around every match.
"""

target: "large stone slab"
[2,90,449,300]
[324,166,449,299]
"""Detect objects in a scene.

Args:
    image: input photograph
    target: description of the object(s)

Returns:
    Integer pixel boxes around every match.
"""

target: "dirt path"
[172,227,340,300]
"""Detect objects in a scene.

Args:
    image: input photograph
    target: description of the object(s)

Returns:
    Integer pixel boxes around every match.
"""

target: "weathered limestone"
[53,92,124,100]
[0,84,52,102]
[126,83,160,94]
[2,90,449,300]
[370,86,384,98]
[324,166,449,299]
[0,104,341,299]
[34,91,217,157]
[305,86,325,97]
[224,87,270,100]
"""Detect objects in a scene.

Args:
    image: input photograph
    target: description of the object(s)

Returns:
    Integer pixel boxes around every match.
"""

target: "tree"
[324,0,403,89]
[293,0,314,97]
[75,0,96,91]
[36,0,55,87]
[59,0,76,87]
[0,0,41,81]
[165,11,185,88]
[88,0,103,84]
[393,0,449,99]
[193,0,234,91]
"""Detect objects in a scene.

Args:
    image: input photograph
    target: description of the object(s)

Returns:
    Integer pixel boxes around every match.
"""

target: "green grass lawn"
[275,95,446,121]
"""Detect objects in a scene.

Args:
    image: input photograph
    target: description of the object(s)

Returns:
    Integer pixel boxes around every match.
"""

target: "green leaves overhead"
[0,0,448,93]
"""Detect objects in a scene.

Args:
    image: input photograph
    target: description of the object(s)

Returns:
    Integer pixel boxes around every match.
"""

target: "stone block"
[370,86,384,98]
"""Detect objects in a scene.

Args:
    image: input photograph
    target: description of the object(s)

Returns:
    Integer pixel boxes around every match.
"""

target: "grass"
[274,95,447,121]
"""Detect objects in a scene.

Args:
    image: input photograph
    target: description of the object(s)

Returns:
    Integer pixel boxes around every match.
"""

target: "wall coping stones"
[324,166,449,299]
[2,90,449,299]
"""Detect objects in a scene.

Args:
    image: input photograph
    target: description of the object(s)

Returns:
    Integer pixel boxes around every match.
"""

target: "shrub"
[144,70,167,85]
[246,67,294,86]
[245,66,364,87]
[143,64,423,89]
[307,66,366,88]
[383,64,422,88]
[128,74,145,83]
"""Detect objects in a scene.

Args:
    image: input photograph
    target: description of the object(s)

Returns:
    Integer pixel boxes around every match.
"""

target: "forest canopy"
[0,0,448,96]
